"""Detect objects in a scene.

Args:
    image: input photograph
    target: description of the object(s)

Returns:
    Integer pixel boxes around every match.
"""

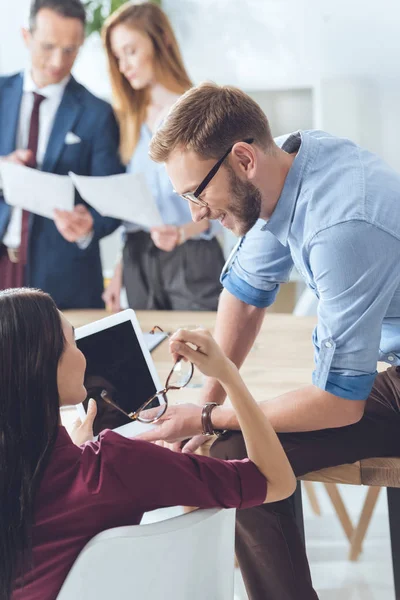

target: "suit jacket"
[0,73,125,309]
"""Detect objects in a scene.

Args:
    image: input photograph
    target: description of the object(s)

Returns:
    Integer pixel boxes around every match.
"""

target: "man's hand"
[54,204,94,242]
[0,149,35,166]
[137,329,238,451]
[69,399,97,446]
[179,434,211,454]
[136,403,203,447]
[150,225,179,252]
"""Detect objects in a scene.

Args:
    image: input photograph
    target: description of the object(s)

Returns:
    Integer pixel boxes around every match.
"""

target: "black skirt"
[122,231,225,311]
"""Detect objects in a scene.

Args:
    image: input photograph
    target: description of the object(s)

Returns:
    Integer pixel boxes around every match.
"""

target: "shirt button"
[325,341,333,349]
[388,355,395,362]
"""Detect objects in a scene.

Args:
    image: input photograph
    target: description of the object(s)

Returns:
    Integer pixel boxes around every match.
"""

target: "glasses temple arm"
[193,147,232,197]
[101,394,136,421]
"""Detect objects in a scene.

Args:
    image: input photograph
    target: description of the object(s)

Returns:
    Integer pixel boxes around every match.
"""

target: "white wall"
[163,0,400,86]
[3,0,400,169]
[163,0,400,170]
[0,0,30,74]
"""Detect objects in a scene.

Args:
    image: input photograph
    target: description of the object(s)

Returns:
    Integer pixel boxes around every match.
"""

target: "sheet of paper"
[143,331,168,353]
[69,172,163,227]
[0,162,74,219]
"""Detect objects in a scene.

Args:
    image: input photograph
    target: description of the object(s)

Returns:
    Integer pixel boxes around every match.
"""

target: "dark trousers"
[123,231,225,311]
[0,244,25,289]
[211,367,400,600]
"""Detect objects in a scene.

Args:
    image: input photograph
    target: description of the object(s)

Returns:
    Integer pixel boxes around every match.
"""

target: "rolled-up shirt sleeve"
[83,432,267,511]
[309,221,400,400]
[221,220,294,308]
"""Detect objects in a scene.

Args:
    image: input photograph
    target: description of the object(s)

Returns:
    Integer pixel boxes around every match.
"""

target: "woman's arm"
[168,329,296,504]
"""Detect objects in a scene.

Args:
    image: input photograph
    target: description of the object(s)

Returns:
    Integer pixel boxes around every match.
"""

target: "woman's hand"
[150,225,179,251]
[136,403,202,445]
[69,399,97,446]
[102,262,122,312]
[170,328,237,384]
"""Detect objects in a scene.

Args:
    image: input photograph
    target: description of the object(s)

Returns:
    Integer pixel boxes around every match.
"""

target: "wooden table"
[64,309,317,406]
[63,309,400,584]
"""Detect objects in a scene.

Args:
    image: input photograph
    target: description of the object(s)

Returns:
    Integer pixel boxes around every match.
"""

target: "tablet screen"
[77,321,158,436]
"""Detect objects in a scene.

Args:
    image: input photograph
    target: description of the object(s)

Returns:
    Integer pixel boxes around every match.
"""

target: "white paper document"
[0,162,74,220]
[143,330,168,353]
[69,172,163,227]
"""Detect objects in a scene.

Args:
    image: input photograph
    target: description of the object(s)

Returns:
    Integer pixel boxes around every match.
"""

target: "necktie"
[19,92,46,266]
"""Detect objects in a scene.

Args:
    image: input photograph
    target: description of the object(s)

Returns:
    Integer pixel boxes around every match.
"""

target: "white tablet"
[75,309,165,439]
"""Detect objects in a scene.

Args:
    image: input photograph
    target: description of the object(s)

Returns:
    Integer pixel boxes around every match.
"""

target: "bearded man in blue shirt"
[138,82,400,600]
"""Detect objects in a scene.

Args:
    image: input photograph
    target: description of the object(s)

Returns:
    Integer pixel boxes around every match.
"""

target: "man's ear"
[231,142,256,177]
[21,27,32,49]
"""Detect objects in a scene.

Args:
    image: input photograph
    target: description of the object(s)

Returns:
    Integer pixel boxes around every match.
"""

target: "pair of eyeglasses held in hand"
[100,326,194,424]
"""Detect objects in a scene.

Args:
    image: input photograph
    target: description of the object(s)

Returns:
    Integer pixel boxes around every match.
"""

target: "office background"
[1,3,399,597]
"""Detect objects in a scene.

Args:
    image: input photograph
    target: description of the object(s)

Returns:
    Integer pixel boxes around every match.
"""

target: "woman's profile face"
[57,314,87,407]
[110,23,156,90]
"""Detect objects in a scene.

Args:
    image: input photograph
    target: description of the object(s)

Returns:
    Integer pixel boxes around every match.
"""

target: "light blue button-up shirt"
[221,130,400,401]
[124,125,220,239]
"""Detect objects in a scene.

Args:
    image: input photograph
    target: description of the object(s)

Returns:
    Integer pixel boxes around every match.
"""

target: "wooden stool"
[303,481,355,543]
[297,457,400,594]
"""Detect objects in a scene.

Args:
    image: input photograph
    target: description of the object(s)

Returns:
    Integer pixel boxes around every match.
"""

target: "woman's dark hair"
[0,288,66,599]
[29,0,86,30]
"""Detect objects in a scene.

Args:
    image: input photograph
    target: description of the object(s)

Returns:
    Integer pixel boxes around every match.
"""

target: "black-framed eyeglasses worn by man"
[178,138,254,207]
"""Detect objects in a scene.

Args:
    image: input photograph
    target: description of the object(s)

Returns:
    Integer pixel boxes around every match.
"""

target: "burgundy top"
[13,427,267,600]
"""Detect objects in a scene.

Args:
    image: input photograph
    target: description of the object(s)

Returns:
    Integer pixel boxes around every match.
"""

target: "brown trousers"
[211,366,400,600]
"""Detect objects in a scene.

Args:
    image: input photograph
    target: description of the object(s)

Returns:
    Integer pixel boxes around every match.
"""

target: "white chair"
[57,508,236,600]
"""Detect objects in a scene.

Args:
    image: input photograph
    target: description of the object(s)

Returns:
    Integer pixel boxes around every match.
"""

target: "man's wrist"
[76,229,94,249]
[201,403,227,437]
[210,404,237,431]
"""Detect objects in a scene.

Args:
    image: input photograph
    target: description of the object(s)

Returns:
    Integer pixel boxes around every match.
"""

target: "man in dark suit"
[0,0,124,309]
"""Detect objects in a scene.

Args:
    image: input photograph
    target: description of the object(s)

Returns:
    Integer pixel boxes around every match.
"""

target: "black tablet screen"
[77,321,158,436]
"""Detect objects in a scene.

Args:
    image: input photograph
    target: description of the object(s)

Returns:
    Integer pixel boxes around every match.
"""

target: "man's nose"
[190,204,208,222]
[50,48,64,70]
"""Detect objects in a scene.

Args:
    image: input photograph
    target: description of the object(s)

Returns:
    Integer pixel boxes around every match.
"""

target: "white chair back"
[57,508,236,600]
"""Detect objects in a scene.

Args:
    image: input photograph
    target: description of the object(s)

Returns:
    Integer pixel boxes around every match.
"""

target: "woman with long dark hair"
[102,2,225,312]
[0,288,85,599]
[2,288,295,600]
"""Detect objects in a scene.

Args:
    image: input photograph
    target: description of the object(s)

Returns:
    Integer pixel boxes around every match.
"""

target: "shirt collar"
[261,131,310,246]
[23,69,71,100]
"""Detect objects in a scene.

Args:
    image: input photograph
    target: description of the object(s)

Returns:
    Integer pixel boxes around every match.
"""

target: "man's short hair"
[29,0,86,30]
[149,82,275,163]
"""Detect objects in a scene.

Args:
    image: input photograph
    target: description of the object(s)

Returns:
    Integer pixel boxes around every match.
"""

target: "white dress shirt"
[3,70,70,248]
